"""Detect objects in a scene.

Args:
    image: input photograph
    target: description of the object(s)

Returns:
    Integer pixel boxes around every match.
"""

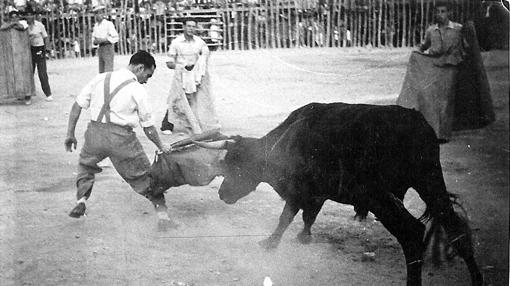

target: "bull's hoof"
[69,202,86,218]
[297,232,312,244]
[258,237,280,250]
[157,219,179,232]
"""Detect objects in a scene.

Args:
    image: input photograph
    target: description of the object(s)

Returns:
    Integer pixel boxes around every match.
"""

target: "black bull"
[153,102,483,286]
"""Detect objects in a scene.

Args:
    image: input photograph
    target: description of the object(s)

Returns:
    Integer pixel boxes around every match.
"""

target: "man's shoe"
[69,202,86,218]
[45,95,54,102]
[25,99,32,105]
[162,130,172,135]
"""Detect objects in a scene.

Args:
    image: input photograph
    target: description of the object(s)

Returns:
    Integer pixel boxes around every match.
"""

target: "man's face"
[26,15,35,24]
[435,6,450,24]
[183,21,196,36]
[135,65,155,84]
[95,10,106,22]
[10,13,20,22]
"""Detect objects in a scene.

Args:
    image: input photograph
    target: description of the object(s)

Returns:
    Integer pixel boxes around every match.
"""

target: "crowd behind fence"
[32,0,481,59]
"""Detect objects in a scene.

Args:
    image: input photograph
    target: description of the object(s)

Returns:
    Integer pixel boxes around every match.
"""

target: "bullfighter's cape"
[166,55,221,134]
[397,21,495,138]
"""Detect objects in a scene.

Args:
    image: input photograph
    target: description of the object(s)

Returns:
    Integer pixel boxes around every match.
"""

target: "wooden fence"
[37,0,482,58]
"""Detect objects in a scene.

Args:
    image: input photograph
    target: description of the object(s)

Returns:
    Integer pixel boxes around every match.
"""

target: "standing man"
[1,10,31,104]
[160,18,220,135]
[92,6,119,73]
[65,51,175,228]
[26,11,53,102]
[397,2,465,143]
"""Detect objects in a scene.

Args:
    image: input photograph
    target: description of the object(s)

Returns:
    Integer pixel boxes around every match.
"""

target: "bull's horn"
[192,139,233,149]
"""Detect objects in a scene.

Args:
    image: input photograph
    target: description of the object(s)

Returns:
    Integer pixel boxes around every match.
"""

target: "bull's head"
[194,136,263,204]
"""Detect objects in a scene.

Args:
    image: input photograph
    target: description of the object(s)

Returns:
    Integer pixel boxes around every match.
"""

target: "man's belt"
[99,42,112,47]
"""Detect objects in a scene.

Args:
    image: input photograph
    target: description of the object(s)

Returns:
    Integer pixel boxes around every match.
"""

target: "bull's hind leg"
[259,200,299,250]
[413,175,483,285]
[368,192,425,286]
[441,208,483,286]
[297,199,325,244]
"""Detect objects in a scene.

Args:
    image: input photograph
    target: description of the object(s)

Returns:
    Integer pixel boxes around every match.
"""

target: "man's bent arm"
[143,125,170,152]
[67,102,82,137]
[65,102,82,151]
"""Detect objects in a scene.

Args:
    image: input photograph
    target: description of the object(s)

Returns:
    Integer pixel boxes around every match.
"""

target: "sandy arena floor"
[0,48,508,285]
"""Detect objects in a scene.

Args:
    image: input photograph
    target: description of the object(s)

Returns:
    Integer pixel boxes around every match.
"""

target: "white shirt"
[167,34,208,67]
[167,34,209,93]
[92,19,119,44]
[28,20,47,47]
[76,69,154,128]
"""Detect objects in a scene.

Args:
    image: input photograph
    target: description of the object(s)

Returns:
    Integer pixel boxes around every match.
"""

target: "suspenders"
[96,72,136,123]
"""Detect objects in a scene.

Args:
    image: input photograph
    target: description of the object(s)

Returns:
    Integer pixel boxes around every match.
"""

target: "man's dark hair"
[435,1,453,10]
[8,10,20,17]
[129,50,156,69]
[181,17,197,26]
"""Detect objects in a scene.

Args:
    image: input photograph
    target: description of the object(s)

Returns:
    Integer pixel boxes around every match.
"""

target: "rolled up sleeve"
[133,87,154,128]
[107,22,119,44]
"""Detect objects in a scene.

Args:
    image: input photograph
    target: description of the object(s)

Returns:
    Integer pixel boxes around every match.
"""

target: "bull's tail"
[421,193,473,266]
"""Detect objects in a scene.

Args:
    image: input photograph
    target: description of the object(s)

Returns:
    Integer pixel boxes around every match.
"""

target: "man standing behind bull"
[92,6,119,73]
[64,51,175,228]
[160,18,220,135]
[397,2,464,143]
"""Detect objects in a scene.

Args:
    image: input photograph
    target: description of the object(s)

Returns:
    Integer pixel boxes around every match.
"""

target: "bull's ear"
[192,139,233,149]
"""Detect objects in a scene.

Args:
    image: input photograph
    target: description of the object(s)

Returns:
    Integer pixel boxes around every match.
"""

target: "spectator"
[26,11,53,102]
[209,18,221,51]
[92,5,119,73]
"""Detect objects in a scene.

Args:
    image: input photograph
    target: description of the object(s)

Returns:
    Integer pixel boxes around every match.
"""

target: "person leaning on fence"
[64,51,176,229]
[1,10,33,104]
[160,18,220,136]
[92,6,119,73]
[25,11,53,102]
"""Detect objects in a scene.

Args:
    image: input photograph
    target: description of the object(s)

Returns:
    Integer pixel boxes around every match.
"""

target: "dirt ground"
[0,48,508,286]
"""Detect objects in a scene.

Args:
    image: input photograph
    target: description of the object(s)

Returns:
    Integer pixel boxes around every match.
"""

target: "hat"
[8,9,20,16]
[93,5,106,12]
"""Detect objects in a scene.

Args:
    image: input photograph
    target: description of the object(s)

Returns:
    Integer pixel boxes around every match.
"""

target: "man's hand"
[184,64,194,71]
[65,136,78,152]
[160,144,172,153]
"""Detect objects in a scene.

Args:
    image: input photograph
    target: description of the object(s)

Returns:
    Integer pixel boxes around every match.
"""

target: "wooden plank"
[137,13,142,52]
[248,6,253,49]
[254,7,260,49]
[274,1,279,48]
[286,1,291,48]
[233,7,239,50]
[240,3,245,50]
[357,3,361,46]
[265,7,270,49]
[390,0,398,48]
[325,3,331,47]
[63,16,67,58]
[0,31,13,98]
[374,0,383,47]
[164,12,168,53]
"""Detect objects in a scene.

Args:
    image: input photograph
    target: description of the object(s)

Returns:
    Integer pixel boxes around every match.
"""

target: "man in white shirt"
[65,51,175,228]
[161,18,220,136]
[26,11,53,102]
[92,6,119,73]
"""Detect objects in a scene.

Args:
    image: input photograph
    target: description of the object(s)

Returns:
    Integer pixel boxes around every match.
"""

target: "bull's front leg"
[297,199,325,244]
[259,201,299,250]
